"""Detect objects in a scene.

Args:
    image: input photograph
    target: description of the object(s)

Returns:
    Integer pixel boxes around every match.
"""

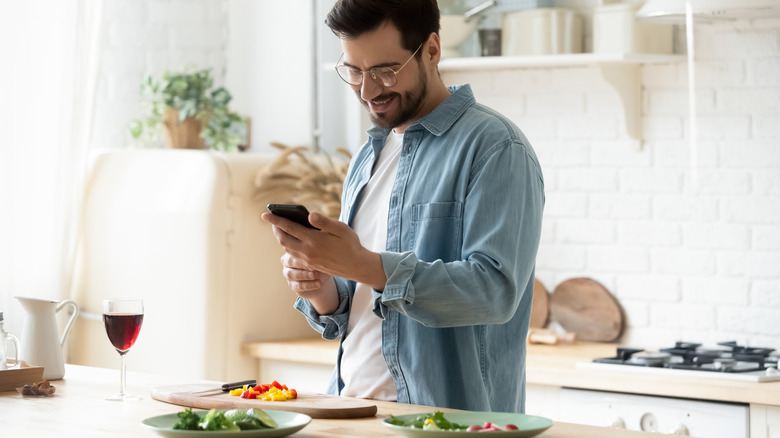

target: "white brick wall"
[446,17,780,350]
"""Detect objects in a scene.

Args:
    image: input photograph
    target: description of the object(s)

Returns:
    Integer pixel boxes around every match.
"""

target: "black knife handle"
[221,379,257,391]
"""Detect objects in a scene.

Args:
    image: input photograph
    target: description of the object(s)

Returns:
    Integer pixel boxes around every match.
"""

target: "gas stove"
[578,341,780,382]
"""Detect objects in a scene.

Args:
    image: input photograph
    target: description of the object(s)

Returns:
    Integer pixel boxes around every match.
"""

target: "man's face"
[340,22,429,131]
[358,61,426,131]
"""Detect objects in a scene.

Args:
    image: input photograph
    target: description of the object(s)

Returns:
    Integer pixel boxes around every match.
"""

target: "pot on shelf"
[162,108,207,149]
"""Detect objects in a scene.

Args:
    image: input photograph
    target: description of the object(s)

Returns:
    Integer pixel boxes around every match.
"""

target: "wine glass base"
[106,393,142,401]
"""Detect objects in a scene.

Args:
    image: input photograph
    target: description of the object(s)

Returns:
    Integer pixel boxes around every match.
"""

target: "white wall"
[443,17,780,350]
[225,0,314,153]
[94,0,315,154]
[94,0,230,149]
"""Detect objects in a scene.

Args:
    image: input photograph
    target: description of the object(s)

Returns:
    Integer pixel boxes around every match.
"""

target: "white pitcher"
[14,296,79,380]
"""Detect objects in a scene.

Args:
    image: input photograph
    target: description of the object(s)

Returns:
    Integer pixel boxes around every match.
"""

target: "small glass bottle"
[0,312,21,370]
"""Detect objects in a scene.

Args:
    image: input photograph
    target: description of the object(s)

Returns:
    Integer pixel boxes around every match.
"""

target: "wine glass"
[102,299,144,401]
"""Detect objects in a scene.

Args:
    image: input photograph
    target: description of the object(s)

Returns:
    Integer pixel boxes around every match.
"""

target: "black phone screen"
[267,204,317,229]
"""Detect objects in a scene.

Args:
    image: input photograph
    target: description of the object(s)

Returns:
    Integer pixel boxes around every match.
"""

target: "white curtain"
[0,0,104,337]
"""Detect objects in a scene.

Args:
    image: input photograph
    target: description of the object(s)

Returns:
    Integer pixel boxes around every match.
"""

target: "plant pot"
[162,108,207,149]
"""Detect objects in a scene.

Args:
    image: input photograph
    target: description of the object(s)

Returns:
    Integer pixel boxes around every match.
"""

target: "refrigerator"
[68,149,318,381]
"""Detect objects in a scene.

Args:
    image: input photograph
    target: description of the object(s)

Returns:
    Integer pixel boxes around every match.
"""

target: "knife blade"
[189,379,257,397]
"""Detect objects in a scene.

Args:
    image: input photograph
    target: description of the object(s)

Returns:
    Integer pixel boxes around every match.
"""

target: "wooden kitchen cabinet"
[750,404,780,438]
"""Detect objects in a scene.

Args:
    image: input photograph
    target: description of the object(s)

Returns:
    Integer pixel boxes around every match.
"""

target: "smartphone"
[267,204,317,229]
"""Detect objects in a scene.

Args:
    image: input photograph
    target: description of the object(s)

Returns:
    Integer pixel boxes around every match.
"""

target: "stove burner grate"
[592,341,777,374]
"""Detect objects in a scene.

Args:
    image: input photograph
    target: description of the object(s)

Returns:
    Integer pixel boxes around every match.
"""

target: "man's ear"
[424,32,441,65]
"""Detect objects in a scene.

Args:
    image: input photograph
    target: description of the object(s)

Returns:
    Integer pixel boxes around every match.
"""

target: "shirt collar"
[366,84,475,139]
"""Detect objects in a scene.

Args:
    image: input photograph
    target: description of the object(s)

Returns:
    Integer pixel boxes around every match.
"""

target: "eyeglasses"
[334,43,423,88]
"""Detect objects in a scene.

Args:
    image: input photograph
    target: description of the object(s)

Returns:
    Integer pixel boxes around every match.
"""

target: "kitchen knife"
[189,379,257,396]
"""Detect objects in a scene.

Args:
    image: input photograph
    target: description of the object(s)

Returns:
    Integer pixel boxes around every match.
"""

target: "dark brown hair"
[325,0,440,55]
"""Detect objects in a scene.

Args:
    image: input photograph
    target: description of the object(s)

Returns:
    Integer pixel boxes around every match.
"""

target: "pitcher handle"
[7,333,21,369]
[55,299,80,347]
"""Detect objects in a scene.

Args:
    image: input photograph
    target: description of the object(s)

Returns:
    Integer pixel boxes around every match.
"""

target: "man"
[261,0,544,412]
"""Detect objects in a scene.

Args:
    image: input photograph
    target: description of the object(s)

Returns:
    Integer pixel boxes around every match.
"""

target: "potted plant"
[129,69,249,152]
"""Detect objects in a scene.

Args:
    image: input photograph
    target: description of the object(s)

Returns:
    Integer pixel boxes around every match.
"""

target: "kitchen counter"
[525,342,780,407]
[0,364,662,437]
[243,339,780,407]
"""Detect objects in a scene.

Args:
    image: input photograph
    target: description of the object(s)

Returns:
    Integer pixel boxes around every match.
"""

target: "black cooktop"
[593,341,779,373]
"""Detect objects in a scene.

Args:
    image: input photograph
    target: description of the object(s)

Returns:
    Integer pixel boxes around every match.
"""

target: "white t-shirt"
[339,130,403,400]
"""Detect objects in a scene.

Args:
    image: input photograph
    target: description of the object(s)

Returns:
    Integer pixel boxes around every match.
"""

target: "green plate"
[142,410,311,438]
[382,412,553,437]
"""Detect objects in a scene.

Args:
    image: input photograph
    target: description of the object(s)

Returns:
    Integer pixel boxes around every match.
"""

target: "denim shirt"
[294,84,544,412]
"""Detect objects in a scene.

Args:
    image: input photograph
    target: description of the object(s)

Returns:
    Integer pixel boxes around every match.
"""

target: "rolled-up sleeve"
[294,276,352,340]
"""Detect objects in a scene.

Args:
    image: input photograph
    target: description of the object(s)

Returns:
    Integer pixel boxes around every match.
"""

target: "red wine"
[103,313,144,352]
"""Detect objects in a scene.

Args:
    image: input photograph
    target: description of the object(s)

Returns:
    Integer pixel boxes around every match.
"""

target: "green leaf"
[388,412,467,430]
[224,408,277,430]
[129,120,143,138]
[211,87,232,106]
[171,408,200,430]
[179,101,196,120]
[199,409,240,431]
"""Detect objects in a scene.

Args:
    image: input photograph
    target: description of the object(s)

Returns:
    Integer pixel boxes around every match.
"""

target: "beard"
[357,63,427,130]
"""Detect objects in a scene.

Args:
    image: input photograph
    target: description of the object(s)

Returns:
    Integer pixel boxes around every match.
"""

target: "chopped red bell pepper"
[231,380,297,401]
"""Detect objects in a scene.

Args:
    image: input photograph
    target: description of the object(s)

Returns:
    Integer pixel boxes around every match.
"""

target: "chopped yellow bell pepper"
[227,380,299,401]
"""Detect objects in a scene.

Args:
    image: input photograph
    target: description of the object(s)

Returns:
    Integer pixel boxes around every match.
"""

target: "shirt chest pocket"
[410,201,464,262]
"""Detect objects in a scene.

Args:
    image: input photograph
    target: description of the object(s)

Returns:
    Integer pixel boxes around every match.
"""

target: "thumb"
[309,212,343,234]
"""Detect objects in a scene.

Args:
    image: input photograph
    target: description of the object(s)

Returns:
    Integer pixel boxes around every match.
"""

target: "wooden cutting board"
[151,384,377,419]
[549,277,624,342]
[529,278,550,329]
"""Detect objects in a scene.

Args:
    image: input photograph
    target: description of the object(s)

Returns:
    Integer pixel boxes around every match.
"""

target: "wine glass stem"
[119,351,127,395]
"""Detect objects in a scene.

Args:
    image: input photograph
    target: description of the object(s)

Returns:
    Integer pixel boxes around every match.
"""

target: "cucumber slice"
[251,408,278,429]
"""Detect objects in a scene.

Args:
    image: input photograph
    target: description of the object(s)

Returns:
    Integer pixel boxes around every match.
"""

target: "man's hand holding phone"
[261,203,388,299]
[262,204,339,313]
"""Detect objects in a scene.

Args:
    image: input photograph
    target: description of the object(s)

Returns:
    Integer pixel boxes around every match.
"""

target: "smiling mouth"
[372,95,393,105]
[367,94,396,112]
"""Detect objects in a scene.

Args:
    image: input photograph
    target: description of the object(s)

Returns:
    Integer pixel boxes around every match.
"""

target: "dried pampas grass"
[254,142,351,219]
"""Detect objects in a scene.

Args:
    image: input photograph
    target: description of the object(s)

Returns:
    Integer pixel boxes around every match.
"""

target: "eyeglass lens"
[336,66,397,87]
